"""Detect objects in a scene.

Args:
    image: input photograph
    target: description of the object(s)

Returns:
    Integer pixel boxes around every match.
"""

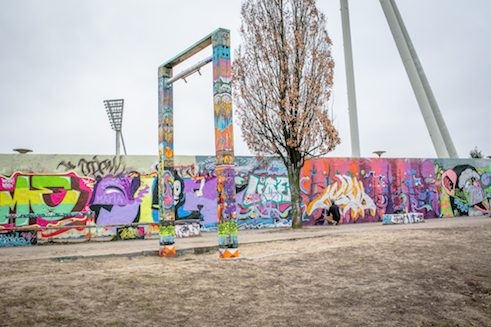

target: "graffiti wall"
[302,158,441,224]
[0,154,489,245]
[435,159,490,217]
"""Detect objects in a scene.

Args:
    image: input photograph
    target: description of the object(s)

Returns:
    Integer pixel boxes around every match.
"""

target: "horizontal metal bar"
[160,28,225,68]
[166,56,213,86]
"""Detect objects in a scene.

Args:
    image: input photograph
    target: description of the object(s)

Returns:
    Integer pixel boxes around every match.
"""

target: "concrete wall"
[0,154,489,245]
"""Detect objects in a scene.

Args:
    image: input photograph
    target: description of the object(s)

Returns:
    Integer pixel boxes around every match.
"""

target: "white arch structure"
[341,0,458,158]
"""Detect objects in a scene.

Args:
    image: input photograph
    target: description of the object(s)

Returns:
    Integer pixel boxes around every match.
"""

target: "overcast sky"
[0,0,489,159]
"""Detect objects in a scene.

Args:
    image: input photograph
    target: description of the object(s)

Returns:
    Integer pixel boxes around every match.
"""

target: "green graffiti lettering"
[0,175,82,226]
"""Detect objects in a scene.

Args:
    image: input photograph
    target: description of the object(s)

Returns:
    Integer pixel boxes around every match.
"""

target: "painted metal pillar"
[380,0,450,158]
[340,0,361,158]
[158,66,176,257]
[389,0,458,158]
[212,29,239,258]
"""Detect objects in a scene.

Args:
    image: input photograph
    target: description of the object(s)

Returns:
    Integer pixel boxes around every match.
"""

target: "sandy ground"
[0,218,490,326]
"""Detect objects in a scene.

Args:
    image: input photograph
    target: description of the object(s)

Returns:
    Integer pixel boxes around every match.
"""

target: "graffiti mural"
[175,223,200,238]
[305,174,376,223]
[0,156,489,246]
[387,160,440,217]
[191,156,292,230]
[0,231,37,247]
[240,174,291,217]
[436,160,490,217]
[89,172,163,226]
[382,213,424,225]
[0,172,93,229]
[302,158,441,224]
[116,226,145,240]
[161,169,203,221]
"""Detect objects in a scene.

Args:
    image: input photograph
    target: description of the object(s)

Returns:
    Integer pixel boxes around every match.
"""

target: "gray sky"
[0,0,489,158]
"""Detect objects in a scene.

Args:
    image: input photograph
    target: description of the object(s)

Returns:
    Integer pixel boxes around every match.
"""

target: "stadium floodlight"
[103,99,127,156]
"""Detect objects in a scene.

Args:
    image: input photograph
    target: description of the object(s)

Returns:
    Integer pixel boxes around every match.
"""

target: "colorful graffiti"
[436,161,490,217]
[175,223,200,238]
[0,156,489,246]
[157,64,175,257]
[306,175,376,222]
[0,172,93,228]
[0,231,37,247]
[186,156,292,230]
[90,172,158,225]
[117,226,145,240]
[212,29,238,258]
[161,169,203,221]
[156,28,239,258]
[302,158,441,224]
[233,157,291,229]
[0,171,202,243]
[382,213,424,225]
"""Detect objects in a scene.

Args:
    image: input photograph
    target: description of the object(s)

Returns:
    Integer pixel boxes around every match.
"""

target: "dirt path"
[1,218,490,326]
[1,216,487,262]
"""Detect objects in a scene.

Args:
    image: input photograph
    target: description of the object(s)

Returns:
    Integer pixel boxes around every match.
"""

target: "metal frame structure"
[379,0,457,158]
[158,28,238,258]
[341,0,458,158]
[104,99,127,157]
[340,0,361,158]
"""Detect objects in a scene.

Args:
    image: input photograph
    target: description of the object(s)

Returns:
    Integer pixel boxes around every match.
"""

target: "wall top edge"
[0,154,489,161]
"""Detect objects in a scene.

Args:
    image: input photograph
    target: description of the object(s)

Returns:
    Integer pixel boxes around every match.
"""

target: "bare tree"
[470,146,483,159]
[234,0,340,228]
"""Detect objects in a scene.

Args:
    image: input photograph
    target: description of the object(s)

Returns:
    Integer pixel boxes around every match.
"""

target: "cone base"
[219,248,239,258]
[159,245,176,257]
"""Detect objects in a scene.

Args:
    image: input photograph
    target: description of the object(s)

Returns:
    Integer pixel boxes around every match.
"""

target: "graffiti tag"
[57,156,126,177]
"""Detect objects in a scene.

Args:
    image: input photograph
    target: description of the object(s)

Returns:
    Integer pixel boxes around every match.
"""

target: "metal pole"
[115,130,121,157]
[380,0,449,158]
[120,131,127,155]
[340,0,361,158]
[389,0,458,158]
[165,56,213,86]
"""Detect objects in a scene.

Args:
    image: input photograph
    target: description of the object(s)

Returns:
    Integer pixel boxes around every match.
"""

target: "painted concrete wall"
[0,154,489,246]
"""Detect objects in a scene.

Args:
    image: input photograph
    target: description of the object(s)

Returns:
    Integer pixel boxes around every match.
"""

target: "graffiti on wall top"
[57,156,126,177]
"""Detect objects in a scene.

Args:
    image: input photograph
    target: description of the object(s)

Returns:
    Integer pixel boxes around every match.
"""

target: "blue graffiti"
[0,231,37,247]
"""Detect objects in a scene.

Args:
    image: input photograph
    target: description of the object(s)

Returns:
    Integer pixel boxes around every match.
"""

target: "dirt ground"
[1,218,490,326]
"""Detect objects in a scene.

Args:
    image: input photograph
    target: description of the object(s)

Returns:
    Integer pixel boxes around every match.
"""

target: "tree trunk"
[287,164,303,229]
